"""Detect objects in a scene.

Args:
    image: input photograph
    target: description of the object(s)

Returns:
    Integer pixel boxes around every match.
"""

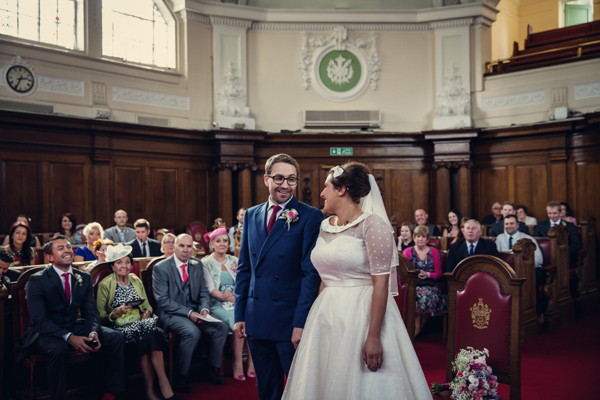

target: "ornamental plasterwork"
[37,75,84,97]
[112,86,190,110]
[216,62,249,118]
[574,82,600,100]
[436,63,470,117]
[298,26,381,94]
[481,90,545,111]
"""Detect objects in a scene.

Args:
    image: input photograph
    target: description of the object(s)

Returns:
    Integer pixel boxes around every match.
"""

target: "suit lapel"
[169,257,183,291]
[257,197,298,265]
[48,267,68,306]
[257,202,268,243]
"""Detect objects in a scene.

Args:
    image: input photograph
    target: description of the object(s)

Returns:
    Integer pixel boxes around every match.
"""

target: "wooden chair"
[578,215,599,316]
[11,267,96,400]
[233,226,243,258]
[394,253,419,345]
[535,237,559,330]
[89,262,114,298]
[547,225,574,326]
[445,255,525,400]
[0,285,8,400]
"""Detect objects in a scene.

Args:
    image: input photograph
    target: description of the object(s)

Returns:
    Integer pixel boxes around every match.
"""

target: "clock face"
[6,65,35,93]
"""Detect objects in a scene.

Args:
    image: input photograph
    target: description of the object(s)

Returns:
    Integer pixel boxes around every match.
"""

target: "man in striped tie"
[446,219,500,273]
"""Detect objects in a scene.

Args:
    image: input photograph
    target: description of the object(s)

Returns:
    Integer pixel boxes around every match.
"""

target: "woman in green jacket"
[96,244,175,400]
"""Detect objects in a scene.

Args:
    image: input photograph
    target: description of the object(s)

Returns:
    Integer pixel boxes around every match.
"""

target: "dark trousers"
[247,337,296,400]
[36,326,125,400]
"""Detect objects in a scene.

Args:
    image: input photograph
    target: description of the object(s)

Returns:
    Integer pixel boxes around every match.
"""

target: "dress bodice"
[310,212,395,288]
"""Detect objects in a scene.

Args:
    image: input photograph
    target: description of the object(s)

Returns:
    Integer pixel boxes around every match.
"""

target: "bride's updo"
[329,162,371,204]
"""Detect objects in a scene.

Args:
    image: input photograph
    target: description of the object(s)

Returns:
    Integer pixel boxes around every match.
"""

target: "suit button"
[252,253,257,257]
[274,276,278,281]
[273,298,278,302]
[279,255,284,259]
[254,296,258,300]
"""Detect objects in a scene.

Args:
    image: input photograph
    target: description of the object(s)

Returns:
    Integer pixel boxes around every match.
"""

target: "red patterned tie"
[267,205,281,235]
[181,263,188,284]
[63,272,71,304]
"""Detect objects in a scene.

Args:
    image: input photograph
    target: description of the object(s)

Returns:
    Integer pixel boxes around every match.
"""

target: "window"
[0,0,84,50]
[102,0,176,69]
[560,0,594,28]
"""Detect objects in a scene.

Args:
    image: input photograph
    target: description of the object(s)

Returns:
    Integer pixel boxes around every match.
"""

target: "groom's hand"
[291,327,303,349]
[234,322,247,339]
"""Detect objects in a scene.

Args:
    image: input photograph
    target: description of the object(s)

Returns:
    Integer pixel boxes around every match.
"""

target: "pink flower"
[473,391,478,397]
[288,211,297,219]
[479,389,485,396]
[457,371,463,377]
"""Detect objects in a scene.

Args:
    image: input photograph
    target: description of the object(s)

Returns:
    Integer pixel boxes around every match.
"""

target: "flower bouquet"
[431,347,499,400]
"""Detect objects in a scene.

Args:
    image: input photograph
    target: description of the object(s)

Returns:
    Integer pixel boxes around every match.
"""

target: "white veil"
[359,174,399,296]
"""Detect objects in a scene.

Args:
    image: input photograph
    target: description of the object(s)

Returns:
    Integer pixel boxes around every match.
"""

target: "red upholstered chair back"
[499,252,515,268]
[445,255,524,400]
[34,248,45,264]
[131,260,140,276]
[11,267,46,340]
[427,237,442,250]
[89,263,114,299]
[187,221,208,253]
[536,238,551,265]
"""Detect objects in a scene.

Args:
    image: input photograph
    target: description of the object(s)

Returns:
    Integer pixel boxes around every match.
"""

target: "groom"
[234,153,323,400]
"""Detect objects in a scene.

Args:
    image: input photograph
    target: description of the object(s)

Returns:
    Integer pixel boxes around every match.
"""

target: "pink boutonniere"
[280,209,299,231]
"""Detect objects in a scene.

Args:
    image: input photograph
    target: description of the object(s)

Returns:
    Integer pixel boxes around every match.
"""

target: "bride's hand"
[362,337,383,372]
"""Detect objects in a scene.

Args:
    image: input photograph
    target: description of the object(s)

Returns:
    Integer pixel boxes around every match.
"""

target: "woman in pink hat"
[202,227,255,381]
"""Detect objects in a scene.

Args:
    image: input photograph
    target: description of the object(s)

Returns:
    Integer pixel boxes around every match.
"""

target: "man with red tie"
[21,236,125,400]
[152,234,229,393]
[234,153,323,400]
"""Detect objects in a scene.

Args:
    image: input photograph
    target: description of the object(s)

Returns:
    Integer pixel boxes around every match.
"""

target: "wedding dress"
[282,212,432,400]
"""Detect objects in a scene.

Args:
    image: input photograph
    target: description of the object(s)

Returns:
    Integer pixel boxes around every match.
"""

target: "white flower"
[190,259,199,266]
[74,273,83,287]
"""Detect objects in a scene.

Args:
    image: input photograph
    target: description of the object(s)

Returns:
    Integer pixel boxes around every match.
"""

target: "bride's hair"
[329,162,371,204]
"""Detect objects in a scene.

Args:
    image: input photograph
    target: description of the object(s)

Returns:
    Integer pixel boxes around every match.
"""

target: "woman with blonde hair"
[202,227,255,381]
[160,233,176,258]
[74,222,104,262]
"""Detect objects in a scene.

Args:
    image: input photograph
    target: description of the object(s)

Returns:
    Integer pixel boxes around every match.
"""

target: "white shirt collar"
[551,219,562,226]
[137,238,147,247]
[52,264,73,277]
[268,196,293,211]
[466,240,479,249]
[174,256,187,267]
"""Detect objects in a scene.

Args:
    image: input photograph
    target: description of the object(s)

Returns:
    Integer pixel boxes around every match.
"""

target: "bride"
[282,162,432,400]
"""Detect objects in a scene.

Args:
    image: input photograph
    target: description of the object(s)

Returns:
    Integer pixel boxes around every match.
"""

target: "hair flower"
[280,209,299,231]
[331,165,344,179]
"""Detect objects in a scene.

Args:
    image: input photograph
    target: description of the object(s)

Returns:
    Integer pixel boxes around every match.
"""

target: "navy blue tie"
[142,242,147,257]
[469,244,474,256]
[508,236,513,250]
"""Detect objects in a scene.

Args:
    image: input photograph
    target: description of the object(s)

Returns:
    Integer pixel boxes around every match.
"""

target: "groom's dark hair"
[265,153,300,176]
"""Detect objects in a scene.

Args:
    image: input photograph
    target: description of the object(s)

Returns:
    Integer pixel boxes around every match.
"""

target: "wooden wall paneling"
[49,162,88,231]
[253,169,269,207]
[149,168,178,230]
[388,169,431,228]
[218,167,233,226]
[114,166,145,225]
[507,165,516,202]
[182,169,209,232]
[434,163,451,226]
[474,166,508,221]
[455,162,473,217]
[514,164,548,222]
[239,168,253,210]
[575,161,600,238]
[92,161,112,230]
[1,160,43,233]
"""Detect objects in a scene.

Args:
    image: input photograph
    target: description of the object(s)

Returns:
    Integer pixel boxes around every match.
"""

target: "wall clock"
[2,56,38,96]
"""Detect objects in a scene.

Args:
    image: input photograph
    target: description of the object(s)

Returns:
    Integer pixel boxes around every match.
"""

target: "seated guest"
[228,208,245,253]
[534,201,582,259]
[161,233,176,259]
[54,213,83,245]
[560,202,577,225]
[495,215,544,314]
[202,227,255,380]
[515,205,538,226]
[402,226,445,337]
[446,219,500,272]
[0,246,20,290]
[397,221,415,252]
[2,214,41,248]
[21,236,125,400]
[482,202,503,225]
[212,217,227,231]
[127,219,162,258]
[104,210,136,243]
[96,244,175,400]
[75,222,104,262]
[85,239,116,272]
[414,208,441,236]
[490,202,528,236]
[442,209,463,245]
[5,221,35,266]
[152,234,229,392]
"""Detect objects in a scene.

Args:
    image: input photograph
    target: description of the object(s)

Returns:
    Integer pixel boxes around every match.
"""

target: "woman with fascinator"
[282,162,432,400]
[96,243,175,400]
[202,227,255,381]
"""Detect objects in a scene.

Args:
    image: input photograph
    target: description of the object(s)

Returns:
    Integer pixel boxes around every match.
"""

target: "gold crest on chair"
[470,298,491,329]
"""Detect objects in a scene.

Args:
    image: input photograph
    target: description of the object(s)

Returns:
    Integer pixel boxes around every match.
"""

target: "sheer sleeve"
[363,214,396,276]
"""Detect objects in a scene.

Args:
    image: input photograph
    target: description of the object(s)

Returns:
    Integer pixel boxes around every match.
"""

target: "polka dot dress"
[110,283,167,355]
[282,213,433,400]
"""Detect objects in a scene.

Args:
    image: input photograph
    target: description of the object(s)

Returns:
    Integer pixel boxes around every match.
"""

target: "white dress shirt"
[496,231,543,268]
[136,239,148,256]
[266,196,293,229]
[173,256,209,316]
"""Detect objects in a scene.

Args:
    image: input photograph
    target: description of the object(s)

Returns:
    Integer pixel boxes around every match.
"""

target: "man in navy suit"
[127,218,162,258]
[22,236,125,400]
[0,246,20,290]
[534,201,581,263]
[446,219,500,272]
[234,153,323,400]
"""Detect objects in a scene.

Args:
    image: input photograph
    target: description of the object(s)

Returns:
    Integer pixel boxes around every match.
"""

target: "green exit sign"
[330,147,353,156]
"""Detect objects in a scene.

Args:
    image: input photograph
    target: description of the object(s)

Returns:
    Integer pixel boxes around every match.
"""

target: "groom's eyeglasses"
[268,175,298,186]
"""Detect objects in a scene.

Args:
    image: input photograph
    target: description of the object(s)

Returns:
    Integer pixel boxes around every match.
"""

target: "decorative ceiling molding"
[178,10,211,26]
[210,16,253,28]
[251,22,430,32]
[429,17,474,29]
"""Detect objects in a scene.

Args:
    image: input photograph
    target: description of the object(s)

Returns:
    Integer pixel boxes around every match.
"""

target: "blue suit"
[235,195,322,400]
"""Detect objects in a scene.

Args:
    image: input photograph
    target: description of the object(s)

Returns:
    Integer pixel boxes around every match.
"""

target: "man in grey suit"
[152,234,229,393]
[103,210,136,243]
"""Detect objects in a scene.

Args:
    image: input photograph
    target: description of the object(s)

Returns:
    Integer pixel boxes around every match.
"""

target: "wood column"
[239,167,254,209]
[218,165,233,225]
[433,162,451,226]
[454,160,473,217]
